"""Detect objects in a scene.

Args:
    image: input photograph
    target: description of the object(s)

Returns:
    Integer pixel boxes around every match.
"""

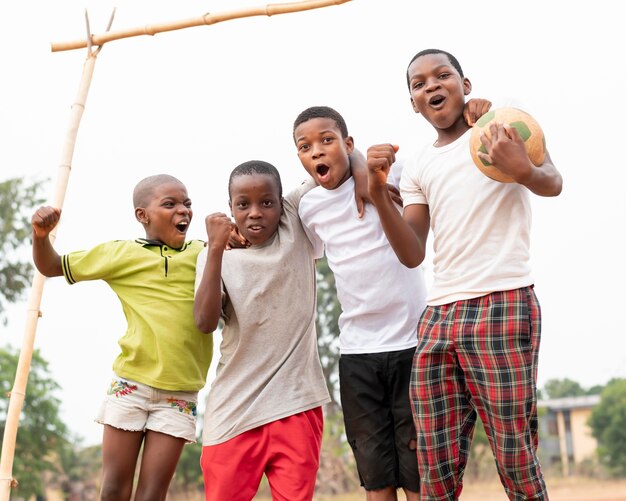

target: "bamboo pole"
[0,10,112,498]
[51,0,352,52]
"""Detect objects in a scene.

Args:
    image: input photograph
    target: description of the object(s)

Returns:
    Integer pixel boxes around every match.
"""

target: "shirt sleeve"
[399,154,428,207]
[284,177,317,209]
[298,195,325,260]
[61,241,123,284]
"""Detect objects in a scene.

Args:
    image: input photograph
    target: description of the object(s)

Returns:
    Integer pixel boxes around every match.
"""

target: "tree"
[0,345,73,499]
[588,378,626,476]
[542,377,586,399]
[315,257,342,414]
[171,439,203,495]
[313,258,360,495]
[0,176,45,323]
[57,444,101,500]
[466,417,495,481]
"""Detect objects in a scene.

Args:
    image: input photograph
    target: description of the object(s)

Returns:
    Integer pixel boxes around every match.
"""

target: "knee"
[134,486,168,501]
[100,482,133,501]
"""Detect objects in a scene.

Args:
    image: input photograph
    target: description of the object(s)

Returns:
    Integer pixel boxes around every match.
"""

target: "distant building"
[538,395,601,476]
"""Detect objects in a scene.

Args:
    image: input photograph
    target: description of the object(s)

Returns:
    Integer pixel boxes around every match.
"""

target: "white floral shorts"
[95,374,199,443]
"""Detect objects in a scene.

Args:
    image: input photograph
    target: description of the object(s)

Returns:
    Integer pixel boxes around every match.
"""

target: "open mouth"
[429,95,445,106]
[175,221,189,233]
[316,164,330,177]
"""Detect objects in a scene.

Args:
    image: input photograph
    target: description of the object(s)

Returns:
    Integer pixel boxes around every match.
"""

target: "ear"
[135,207,148,224]
[463,77,472,96]
[345,135,355,154]
[228,200,233,217]
[410,96,420,114]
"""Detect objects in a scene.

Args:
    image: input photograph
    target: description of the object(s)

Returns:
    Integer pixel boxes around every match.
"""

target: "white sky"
[2,0,625,447]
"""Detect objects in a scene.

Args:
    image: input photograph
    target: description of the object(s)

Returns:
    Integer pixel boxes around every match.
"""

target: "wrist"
[368,183,390,201]
[207,242,226,254]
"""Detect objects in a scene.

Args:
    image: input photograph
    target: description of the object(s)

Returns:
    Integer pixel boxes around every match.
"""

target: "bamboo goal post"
[51,0,352,53]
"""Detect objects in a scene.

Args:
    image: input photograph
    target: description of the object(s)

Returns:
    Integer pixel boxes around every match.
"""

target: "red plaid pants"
[410,286,548,500]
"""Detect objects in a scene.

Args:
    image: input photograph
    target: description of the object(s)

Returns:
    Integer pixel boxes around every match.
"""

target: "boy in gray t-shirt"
[194,160,330,501]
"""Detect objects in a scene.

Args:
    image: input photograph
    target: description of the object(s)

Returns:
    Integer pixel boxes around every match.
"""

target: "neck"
[435,118,471,147]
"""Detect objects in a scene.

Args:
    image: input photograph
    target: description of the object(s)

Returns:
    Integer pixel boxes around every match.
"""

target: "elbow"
[194,311,218,334]
[396,249,425,269]
[196,319,217,334]
[551,178,563,197]
[400,256,423,269]
[537,178,563,198]
[35,263,61,278]
[196,318,217,334]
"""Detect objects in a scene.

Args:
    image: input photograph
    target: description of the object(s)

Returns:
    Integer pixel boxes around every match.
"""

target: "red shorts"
[201,407,324,501]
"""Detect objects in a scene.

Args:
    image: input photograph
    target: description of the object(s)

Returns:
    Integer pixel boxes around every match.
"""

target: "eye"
[412,81,424,90]
[298,143,310,152]
[184,200,192,208]
[236,201,248,209]
[322,137,334,144]
[439,72,451,80]
[162,201,175,208]
[262,200,274,208]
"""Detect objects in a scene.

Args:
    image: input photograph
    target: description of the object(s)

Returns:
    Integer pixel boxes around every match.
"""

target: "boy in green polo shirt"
[31,173,213,501]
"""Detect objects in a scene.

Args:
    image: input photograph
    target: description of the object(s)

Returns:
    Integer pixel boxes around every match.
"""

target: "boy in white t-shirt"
[367,49,563,500]
[293,103,486,500]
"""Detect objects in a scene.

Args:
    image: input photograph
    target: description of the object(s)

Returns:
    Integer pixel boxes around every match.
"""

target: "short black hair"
[293,106,349,142]
[228,160,283,200]
[406,48,464,89]
[133,174,184,208]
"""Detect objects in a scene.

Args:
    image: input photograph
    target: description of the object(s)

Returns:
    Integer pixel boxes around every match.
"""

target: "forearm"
[350,149,369,217]
[193,246,225,333]
[370,189,426,268]
[520,152,563,197]
[32,233,63,277]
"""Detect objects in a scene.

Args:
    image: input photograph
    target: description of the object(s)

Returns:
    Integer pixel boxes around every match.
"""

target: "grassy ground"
[256,477,626,500]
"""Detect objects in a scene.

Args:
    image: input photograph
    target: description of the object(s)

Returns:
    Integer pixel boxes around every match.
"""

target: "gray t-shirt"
[195,179,330,445]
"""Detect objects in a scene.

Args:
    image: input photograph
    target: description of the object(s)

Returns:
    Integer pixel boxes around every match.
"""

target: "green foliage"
[316,411,359,495]
[586,384,605,396]
[543,378,587,399]
[0,345,72,499]
[0,176,46,322]
[172,439,203,493]
[315,257,342,415]
[466,416,498,481]
[57,443,101,498]
[588,378,626,476]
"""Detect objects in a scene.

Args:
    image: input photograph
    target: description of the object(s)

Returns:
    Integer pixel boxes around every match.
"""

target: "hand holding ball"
[469,107,546,183]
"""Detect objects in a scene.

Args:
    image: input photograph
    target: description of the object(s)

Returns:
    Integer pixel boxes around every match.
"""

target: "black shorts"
[339,347,420,492]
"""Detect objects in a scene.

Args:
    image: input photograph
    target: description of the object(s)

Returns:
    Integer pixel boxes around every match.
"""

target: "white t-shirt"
[299,163,427,354]
[196,180,330,446]
[400,129,533,306]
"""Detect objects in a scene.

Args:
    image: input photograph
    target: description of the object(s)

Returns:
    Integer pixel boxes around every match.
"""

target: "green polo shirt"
[62,238,212,391]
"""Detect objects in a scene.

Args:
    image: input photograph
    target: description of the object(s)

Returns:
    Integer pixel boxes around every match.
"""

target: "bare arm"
[193,213,233,333]
[367,144,430,268]
[479,123,563,197]
[31,206,63,277]
[519,149,562,197]
[350,148,369,218]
